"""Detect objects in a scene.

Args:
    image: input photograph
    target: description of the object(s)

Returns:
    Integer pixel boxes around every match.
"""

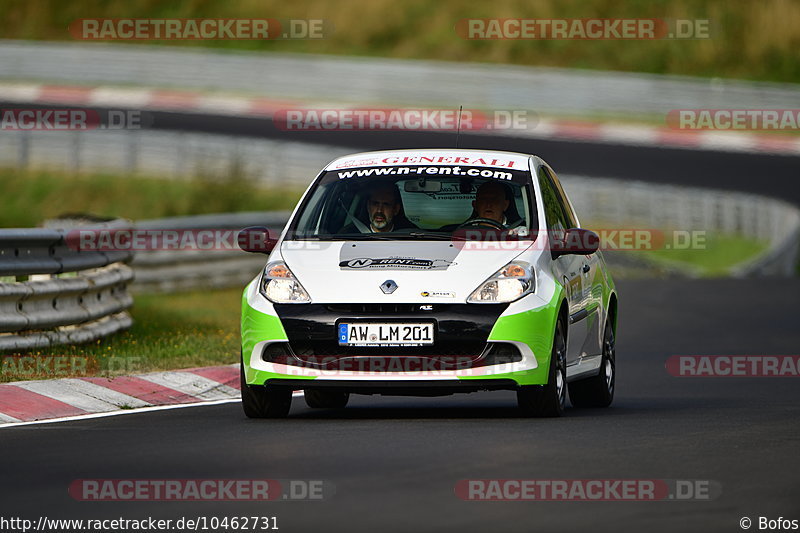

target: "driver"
[367,183,401,232]
[340,182,412,233]
[456,181,528,235]
[471,181,510,225]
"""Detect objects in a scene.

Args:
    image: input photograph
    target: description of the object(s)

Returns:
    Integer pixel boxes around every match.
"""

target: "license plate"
[338,323,435,346]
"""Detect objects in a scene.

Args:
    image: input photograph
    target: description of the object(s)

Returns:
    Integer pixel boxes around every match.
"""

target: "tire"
[240,358,292,418]
[517,317,567,417]
[304,389,350,409]
[568,318,615,408]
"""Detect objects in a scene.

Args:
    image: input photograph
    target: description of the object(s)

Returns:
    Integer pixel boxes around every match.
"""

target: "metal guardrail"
[0,219,134,351]
[0,129,342,187]
[2,40,800,117]
[562,176,800,277]
[131,211,290,292]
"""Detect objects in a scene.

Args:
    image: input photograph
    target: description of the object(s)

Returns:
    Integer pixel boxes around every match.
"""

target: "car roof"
[324,148,537,172]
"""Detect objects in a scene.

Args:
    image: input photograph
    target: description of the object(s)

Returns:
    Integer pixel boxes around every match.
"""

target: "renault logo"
[380,280,398,294]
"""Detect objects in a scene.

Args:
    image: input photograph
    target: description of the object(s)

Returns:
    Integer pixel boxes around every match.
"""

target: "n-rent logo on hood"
[339,257,453,270]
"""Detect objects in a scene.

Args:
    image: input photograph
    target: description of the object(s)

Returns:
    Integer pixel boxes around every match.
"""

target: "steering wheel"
[457,217,506,231]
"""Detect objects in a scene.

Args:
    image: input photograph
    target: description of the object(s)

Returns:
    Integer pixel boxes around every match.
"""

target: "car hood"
[279,240,530,303]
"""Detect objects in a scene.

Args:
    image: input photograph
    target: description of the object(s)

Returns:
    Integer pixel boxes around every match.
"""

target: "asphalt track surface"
[2,107,798,532]
[2,279,799,533]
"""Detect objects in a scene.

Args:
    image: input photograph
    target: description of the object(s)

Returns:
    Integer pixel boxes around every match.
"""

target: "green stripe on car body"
[459,286,564,386]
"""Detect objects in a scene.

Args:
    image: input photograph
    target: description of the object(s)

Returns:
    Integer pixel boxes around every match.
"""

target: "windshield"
[287,165,538,240]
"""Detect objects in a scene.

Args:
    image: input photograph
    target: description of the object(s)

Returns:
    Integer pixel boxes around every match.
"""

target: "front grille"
[288,341,484,357]
[269,302,513,372]
[261,341,522,372]
[325,303,438,314]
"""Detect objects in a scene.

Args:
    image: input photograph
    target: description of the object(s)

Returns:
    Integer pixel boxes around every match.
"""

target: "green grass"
[0,168,303,227]
[3,0,800,83]
[0,287,244,382]
[637,233,769,277]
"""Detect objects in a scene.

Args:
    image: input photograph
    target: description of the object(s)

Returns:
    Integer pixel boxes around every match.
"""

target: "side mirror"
[238,226,278,254]
[551,228,599,257]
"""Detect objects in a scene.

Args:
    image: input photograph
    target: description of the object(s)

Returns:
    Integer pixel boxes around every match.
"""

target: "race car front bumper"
[241,283,562,389]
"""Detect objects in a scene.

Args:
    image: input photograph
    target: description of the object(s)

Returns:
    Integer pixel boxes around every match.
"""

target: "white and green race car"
[239,149,617,417]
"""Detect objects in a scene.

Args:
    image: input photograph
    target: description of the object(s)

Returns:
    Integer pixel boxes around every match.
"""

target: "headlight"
[260,261,311,303]
[467,261,534,303]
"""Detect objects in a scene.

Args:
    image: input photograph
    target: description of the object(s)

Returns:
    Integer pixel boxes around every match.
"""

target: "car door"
[546,167,604,365]
[537,167,587,368]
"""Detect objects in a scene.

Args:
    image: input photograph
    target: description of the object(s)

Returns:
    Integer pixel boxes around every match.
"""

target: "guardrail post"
[125,130,139,174]
[18,131,30,168]
[71,132,81,173]
[174,132,186,177]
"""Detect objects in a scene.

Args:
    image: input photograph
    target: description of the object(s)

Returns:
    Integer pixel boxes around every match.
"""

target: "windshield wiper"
[291,232,452,241]
[404,231,454,240]
[340,234,396,240]
[305,234,397,241]
[289,234,395,241]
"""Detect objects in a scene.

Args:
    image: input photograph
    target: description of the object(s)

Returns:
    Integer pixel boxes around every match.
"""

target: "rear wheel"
[568,318,615,408]
[517,318,567,417]
[240,357,292,418]
[304,390,350,409]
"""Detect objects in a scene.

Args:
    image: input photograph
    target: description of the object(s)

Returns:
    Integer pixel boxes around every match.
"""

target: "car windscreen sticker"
[329,152,530,170]
[339,244,458,271]
[332,165,529,184]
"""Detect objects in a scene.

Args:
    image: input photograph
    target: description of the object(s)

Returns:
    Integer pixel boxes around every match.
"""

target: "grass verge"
[0,168,303,228]
[0,287,244,383]
[636,233,769,277]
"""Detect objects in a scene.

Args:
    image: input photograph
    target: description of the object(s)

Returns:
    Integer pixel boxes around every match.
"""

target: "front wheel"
[517,318,567,417]
[240,358,292,418]
[568,318,615,408]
